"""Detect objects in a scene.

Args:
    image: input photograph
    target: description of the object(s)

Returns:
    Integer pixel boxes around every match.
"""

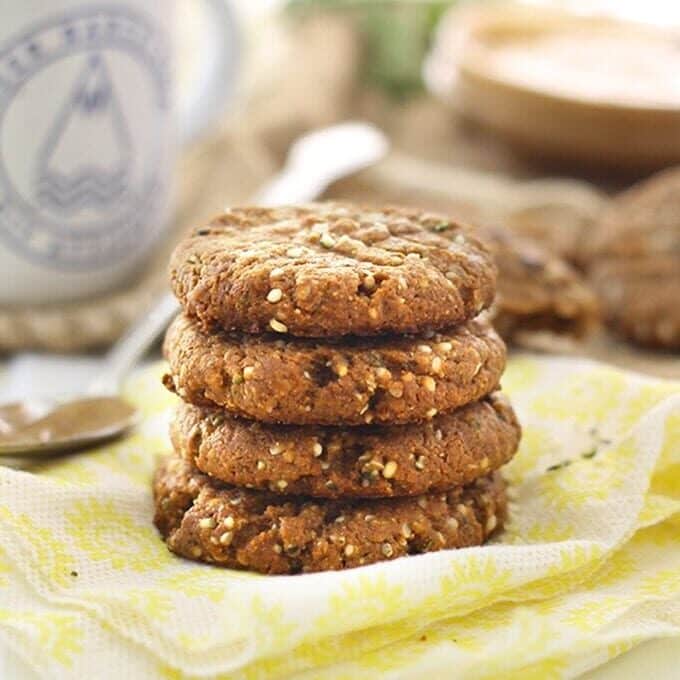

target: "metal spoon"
[0,121,389,458]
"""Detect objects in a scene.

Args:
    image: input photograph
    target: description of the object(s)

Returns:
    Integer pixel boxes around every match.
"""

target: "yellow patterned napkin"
[0,355,678,679]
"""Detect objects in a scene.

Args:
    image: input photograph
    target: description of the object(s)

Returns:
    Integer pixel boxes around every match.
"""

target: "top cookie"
[170,204,496,337]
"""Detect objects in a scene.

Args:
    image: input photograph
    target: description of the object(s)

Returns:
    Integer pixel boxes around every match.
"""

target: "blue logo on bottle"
[0,8,171,270]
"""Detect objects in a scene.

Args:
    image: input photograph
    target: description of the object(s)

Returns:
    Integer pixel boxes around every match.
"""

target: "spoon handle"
[88,293,180,396]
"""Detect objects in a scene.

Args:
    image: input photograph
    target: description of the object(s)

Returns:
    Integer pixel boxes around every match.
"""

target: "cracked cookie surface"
[163,313,506,425]
[170,392,520,498]
[154,455,507,574]
[170,203,496,337]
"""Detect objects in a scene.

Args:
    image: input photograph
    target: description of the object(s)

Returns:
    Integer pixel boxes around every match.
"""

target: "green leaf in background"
[288,0,455,98]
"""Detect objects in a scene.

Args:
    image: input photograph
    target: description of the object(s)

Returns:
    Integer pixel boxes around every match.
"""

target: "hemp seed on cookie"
[170,392,520,498]
[154,455,507,575]
[163,313,506,425]
[170,204,496,337]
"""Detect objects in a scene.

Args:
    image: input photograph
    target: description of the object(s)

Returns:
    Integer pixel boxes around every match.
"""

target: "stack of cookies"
[154,204,521,574]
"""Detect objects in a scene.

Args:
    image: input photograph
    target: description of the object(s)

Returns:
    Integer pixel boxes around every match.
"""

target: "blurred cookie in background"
[499,184,605,265]
[478,227,600,343]
[426,3,680,174]
[581,167,680,349]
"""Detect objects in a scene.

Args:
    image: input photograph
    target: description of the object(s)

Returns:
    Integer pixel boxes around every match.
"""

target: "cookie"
[170,203,496,337]
[579,168,680,348]
[170,392,520,498]
[497,177,607,265]
[153,455,507,574]
[163,313,506,426]
[578,167,680,264]
[589,259,680,348]
[479,227,599,340]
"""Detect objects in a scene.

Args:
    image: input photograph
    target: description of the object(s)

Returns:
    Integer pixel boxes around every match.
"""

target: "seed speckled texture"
[153,455,507,574]
[170,392,520,498]
[170,204,497,337]
[163,313,506,425]
[579,168,680,349]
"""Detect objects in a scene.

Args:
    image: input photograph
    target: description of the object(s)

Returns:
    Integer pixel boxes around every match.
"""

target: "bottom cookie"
[153,455,507,575]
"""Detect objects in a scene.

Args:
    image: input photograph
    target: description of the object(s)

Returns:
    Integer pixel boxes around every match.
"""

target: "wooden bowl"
[424,4,680,172]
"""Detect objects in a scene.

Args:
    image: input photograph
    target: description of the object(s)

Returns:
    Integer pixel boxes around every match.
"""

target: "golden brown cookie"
[580,168,680,348]
[170,392,520,498]
[170,203,496,337]
[163,313,506,426]
[153,455,507,574]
